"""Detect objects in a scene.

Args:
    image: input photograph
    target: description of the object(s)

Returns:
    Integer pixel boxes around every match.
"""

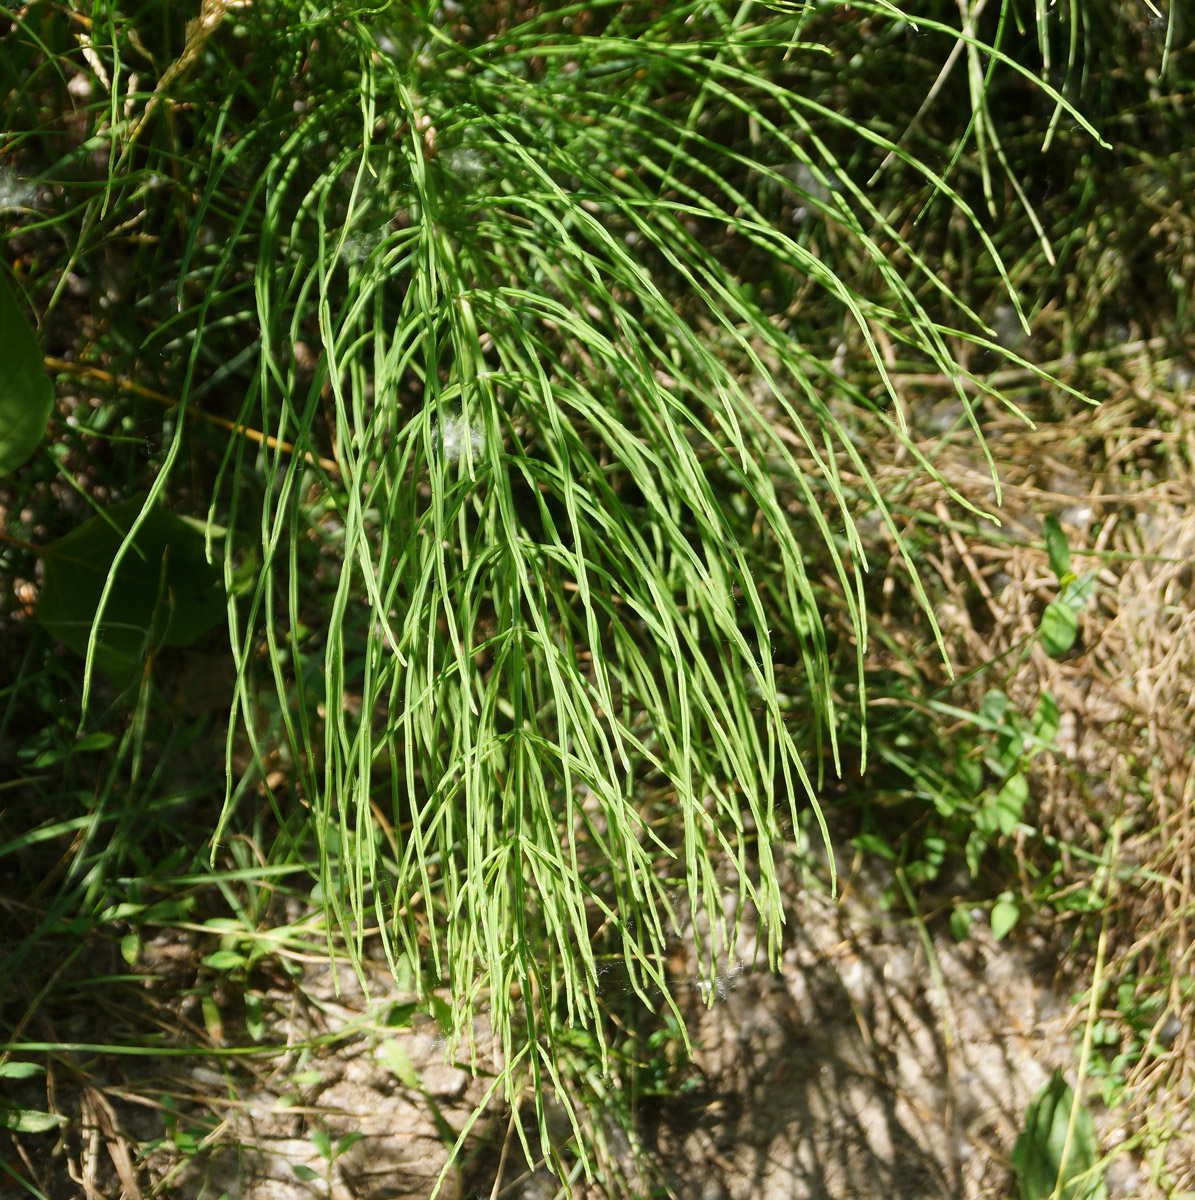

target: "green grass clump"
[1,0,1135,1183]
[203,0,1052,1081]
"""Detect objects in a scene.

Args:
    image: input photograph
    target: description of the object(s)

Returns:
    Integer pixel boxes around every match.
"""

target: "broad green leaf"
[38,499,226,688]
[1041,598,1078,657]
[0,1062,43,1081]
[1043,570,1098,657]
[292,1165,321,1182]
[0,272,54,472]
[1043,514,1071,582]
[991,895,1020,941]
[1012,1070,1108,1200]
[141,899,193,923]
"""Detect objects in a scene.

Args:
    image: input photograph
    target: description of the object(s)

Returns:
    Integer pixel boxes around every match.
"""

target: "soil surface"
[19,841,1143,1200]
[651,846,1112,1200]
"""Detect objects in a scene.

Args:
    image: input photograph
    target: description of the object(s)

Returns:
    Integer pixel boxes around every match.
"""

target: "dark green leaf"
[142,899,194,923]
[385,1002,419,1028]
[37,499,226,687]
[0,272,54,473]
[291,1164,321,1182]
[986,726,1023,778]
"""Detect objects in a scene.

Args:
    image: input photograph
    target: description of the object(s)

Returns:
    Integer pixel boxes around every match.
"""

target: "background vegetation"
[1,0,1192,1197]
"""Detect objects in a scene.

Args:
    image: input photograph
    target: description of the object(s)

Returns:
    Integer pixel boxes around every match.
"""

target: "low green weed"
[293,1126,366,1194]
[1012,1069,1108,1200]
[848,512,1108,939]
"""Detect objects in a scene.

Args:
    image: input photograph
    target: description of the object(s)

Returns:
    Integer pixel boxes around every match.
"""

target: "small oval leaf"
[202,950,247,972]
[991,896,1020,941]
[0,1106,67,1133]
[1041,598,1078,657]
